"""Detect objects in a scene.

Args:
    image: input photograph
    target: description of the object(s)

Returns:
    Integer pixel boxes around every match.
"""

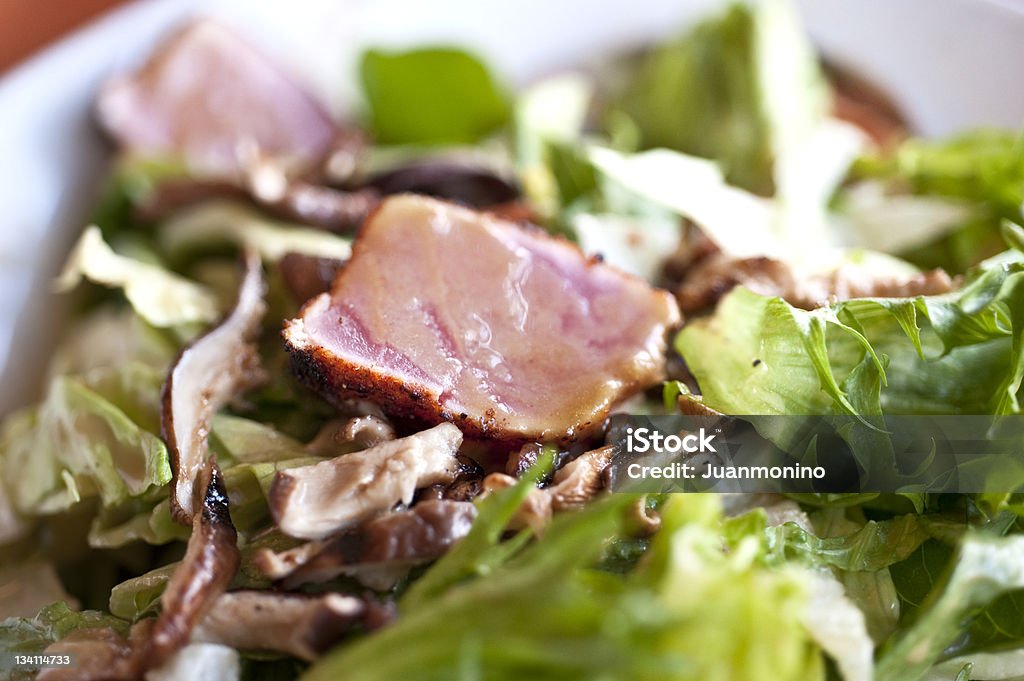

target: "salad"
[3,1,1024,680]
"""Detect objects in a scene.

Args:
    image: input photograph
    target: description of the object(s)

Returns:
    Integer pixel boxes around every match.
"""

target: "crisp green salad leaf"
[157,201,352,264]
[677,250,1024,418]
[89,156,189,239]
[88,497,187,549]
[851,129,1024,272]
[514,75,593,216]
[0,362,171,516]
[45,309,177,379]
[360,48,510,146]
[304,494,827,681]
[400,445,555,610]
[876,532,1024,681]
[55,226,219,328]
[7,7,1024,681]
[610,0,827,196]
[770,514,929,572]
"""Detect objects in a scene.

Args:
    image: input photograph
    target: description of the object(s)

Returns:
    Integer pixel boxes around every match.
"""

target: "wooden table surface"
[0,0,130,73]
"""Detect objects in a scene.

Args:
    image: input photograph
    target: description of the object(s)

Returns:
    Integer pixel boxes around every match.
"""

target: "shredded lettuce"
[45,308,177,379]
[55,226,219,328]
[157,200,352,263]
[514,74,593,219]
[0,362,171,516]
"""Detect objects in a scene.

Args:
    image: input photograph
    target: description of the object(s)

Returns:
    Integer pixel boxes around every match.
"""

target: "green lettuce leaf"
[400,445,556,610]
[89,155,189,238]
[676,250,1024,418]
[73,413,314,549]
[0,602,129,680]
[890,527,1024,663]
[514,74,594,220]
[55,226,219,328]
[609,0,827,196]
[45,309,177,379]
[108,563,176,621]
[851,129,1024,272]
[360,47,510,146]
[0,362,171,516]
[87,497,187,549]
[876,532,1024,681]
[157,200,352,264]
[303,494,826,681]
[769,514,929,572]
[210,414,309,464]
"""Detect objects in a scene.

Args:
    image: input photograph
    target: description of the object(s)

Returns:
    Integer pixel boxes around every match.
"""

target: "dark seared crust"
[288,341,472,431]
[288,336,608,443]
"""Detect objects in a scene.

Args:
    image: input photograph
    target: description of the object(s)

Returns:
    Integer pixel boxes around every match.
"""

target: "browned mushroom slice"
[303,414,397,458]
[285,194,681,442]
[162,248,266,523]
[137,177,379,234]
[192,591,364,661]
[278,252,346,305]
[38,621,153,681]
[141,464,241,670]
[97,20,337,176]
[546,445,616,510]
[482,445,616,532]
[255,499,477,586]
[675,251,955,313]
[258,181,380,233]
[269,423,463,540]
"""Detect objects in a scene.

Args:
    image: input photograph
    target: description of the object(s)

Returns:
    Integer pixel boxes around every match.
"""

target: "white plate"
[1,0,1022,416]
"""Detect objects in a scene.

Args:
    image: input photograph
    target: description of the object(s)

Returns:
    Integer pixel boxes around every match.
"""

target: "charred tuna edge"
[254,499,478,586]
[162,248,266,524]
[284,194,681,443]
[269,423,463,540]
[140,463,241,671]
[192,591,365,662]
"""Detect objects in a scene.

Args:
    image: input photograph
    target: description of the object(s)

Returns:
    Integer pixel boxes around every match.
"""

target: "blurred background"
[0,0,127,72]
